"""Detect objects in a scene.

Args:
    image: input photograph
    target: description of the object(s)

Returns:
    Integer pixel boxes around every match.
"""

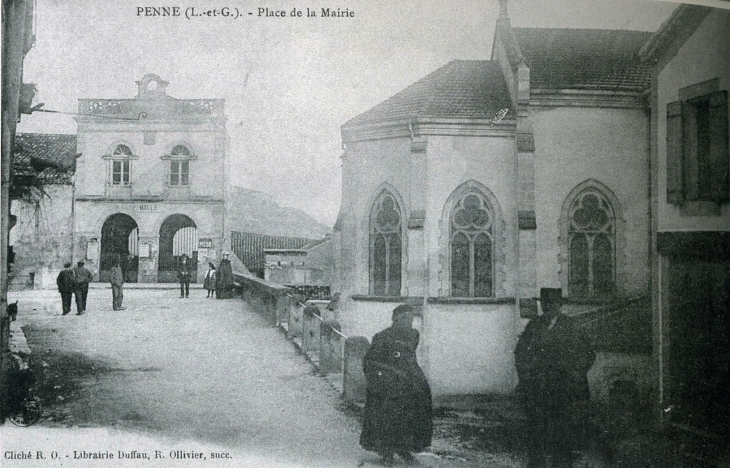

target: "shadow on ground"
[24,325,163,427]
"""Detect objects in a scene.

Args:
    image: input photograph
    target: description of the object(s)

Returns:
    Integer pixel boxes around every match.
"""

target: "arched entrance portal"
[100,213,139,283]
[158,214,198,282]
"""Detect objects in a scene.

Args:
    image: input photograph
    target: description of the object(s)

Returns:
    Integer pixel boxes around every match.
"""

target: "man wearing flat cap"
[514,288,595,468]
[360,304,432,465]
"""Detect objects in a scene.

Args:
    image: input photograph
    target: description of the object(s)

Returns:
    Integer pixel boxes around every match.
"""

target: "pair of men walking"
[56,261,93,315]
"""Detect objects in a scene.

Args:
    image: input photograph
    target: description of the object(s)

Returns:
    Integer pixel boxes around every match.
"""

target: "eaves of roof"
[513,27,653,92]
[343,60,514,131]
[638,4,712,63]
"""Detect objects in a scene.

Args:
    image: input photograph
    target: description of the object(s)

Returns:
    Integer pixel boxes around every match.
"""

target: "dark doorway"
[668,256,730,438]
[158,214,198,282]
[100,213,139,282]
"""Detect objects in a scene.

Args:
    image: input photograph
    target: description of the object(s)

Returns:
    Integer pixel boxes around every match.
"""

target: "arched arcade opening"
[100,213,139,283]
[158,214,198,282]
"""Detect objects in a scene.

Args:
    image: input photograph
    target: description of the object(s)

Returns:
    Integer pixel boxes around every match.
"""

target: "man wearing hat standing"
[177,254,192,298]
[514,288,595,468]
[360,304,432,465]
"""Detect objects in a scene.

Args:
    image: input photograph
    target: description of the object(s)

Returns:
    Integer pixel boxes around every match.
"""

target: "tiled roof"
[513,28,653,92]
[13,133,77,185]
[344,60,514,127]
[300,236,330,250]
[230,231,318,275]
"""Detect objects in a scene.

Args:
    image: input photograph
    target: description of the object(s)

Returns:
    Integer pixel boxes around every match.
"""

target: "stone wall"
[8,185,74,290]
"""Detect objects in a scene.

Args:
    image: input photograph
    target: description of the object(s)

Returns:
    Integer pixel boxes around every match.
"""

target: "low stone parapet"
[239,285,370,406]
[237,274,292,327]
[287,299,304,338]
[301,305,322,353]
[343,336,369,404]
[319,319,343,374]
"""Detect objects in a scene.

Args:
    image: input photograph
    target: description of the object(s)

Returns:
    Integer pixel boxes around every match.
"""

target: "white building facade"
[333,8,653,400]
[640,6,730,437]
[73,74,227,283]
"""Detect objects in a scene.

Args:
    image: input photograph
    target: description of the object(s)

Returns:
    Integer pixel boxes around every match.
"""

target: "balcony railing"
[78,98,224,121]
[105,182,132,199]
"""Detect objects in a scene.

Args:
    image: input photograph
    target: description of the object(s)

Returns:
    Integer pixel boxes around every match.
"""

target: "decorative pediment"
[136,74,170,99]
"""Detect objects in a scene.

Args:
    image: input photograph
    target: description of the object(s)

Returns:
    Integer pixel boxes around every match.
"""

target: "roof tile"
[13,133,77,185]
[512,28,653,91]
[345,60,513,127]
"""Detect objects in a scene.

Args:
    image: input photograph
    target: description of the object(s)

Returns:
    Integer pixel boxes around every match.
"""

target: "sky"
[18,0,680,226]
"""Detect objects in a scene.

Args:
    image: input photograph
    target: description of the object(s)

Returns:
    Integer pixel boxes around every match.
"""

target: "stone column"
[137,237,158,283]
[319,319,343,374]
[516,74,538,318]
[301,305,321,353]
[407,136,428,297]
[343,336,370,404]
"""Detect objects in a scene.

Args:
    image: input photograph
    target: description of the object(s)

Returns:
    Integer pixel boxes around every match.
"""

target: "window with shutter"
[667,87,729,206]
[666,101,684,204]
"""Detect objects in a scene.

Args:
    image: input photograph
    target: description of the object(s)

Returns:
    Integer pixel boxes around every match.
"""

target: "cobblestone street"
[1,287,526,468]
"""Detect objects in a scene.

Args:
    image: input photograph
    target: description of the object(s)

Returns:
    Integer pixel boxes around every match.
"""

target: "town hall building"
[72,74,227,283]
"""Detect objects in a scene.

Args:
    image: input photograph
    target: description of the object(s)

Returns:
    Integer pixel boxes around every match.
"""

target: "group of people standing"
[56,251,236,316]
[186,252,234,299]
[360,288,596,467]
[55,261,93,315]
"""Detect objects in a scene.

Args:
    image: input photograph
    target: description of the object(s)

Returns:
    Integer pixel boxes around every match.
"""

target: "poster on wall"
[5,0,729,467]
[138,243,150,258]
[85,238,98,261]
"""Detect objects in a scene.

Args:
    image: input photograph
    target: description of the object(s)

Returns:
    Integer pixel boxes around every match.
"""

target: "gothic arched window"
[450,192,493,297]
[567,189,616,297]
[369,192,402,296]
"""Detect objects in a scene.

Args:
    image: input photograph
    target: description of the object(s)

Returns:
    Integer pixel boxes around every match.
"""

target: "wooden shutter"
[666,101,684,204]
[708,91,729,202]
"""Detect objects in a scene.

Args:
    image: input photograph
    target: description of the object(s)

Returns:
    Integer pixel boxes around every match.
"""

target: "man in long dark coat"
[216,252,233,299]
[56,263,75,316]
[110,261,125,311]
[178,254,192,298]
[73,261,93,315]
[514,288,596,468]
[360,304,432,465]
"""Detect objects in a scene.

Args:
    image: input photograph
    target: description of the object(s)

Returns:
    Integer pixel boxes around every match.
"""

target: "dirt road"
[1,287,524,468]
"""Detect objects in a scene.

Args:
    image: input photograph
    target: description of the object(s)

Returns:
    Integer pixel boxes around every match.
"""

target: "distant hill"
[227,186,332,239]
